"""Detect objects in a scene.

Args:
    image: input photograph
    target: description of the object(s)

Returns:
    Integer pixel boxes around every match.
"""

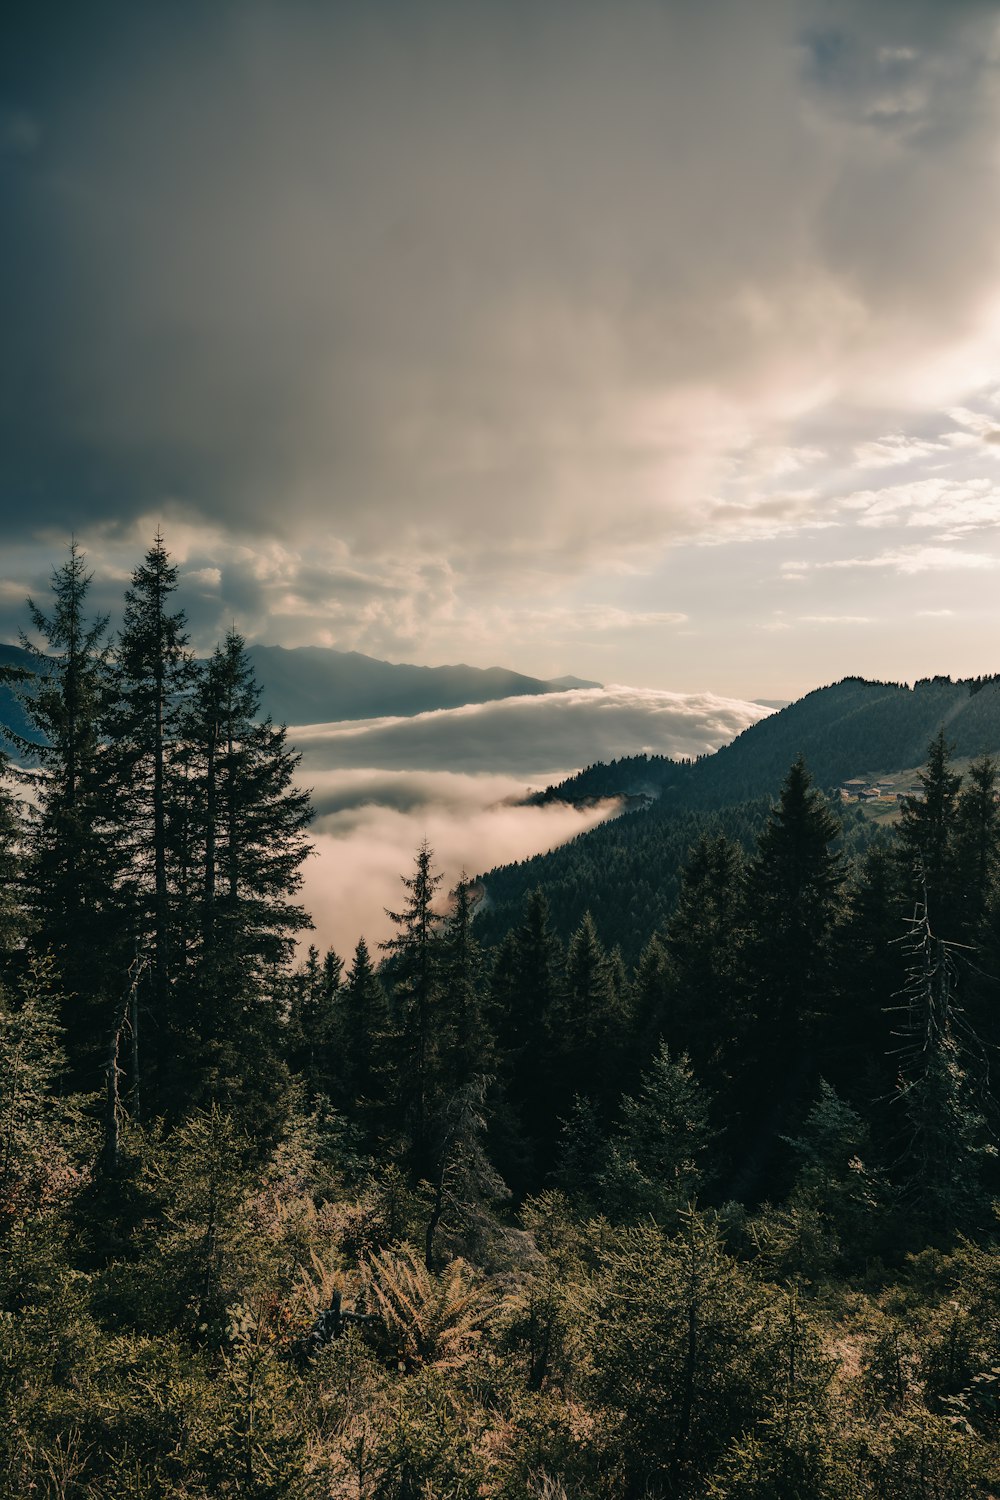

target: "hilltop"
[476,674,1000,960]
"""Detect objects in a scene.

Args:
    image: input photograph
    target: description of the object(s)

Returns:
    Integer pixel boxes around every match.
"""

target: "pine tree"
[175,629,313,1129]
[496,887,567,1189]
[437,876,491,1094]
[896,730,962,939]
[381,841,445,1171]
[558,910,628,1116]
[108,533,194,1111]
[600,1041,714,1224]
[827,842,905,1111]
[0,764,23,967]
[13,542,124,1088]
[663,833,745,1085]
[954,754,1000,941]
[286,943,341,1101]
[736,757,844,1193]
[339,936,389,1127]
[891,906,991,1235]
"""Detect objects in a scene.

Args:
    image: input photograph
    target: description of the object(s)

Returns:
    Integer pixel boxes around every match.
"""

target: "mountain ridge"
[475,673,1000,961]
[0,640,604,738]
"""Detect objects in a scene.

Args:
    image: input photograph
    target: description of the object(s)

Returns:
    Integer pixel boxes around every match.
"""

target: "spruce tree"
[896,730,962,938]
[558,910,628,1116]
[381,841,445,1171]
[827,842,905,1114]
[737,756,844,1192]
[497,887,566,1188]
[0,763,23,968]
[108,533,194,1111]
[662,832,745,1085]
[600,1041,714,1224]
[175,629,313,1129]
[339,936,389,1128]
[13,542,124,1088]
[437,876,491,1095]
[954,754,1000,941]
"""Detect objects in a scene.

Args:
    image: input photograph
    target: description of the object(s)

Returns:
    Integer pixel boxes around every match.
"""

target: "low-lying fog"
[294,685,770,956]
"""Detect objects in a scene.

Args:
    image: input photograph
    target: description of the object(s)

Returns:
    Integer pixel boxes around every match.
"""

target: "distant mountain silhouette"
[246,645,601,724]
[0,643,42,746]
[0,640,603,746]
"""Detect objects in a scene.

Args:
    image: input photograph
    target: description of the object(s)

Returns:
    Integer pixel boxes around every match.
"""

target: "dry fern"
[363,1244,497,1372]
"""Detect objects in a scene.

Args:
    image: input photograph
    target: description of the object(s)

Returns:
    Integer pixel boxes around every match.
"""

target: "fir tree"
[381,841,445,1171]
[736,757,844,1193]
[437,876,491,1094]
[600,1041,714,1225]
[175,630,313,1130]
[12,543,125,1088]
[557,910,628,1116]
[108,533,194,1111]
[339,936,389,1128]
[663,832,745,1086]
[497,887,567,1189]
[896,730,963,938]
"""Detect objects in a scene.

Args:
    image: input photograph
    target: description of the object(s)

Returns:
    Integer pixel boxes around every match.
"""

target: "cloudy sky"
[4,0,1000,699]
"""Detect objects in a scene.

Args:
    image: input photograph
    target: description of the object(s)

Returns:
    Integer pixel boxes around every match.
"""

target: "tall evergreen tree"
[0,767,22,968]
[954,755,1000,941]
[495,887,566,1189]
[438,876,491,1093]
[175,630,313,1128]
[662,832,746,1085]
[827,842,905,1113]
[108,533,194,1110]
[13,542,123,1087]
[892,906,991,1234]
[338,936,388,1127]
[557,910,628,1116]
[381,841,445,1171]
[896,730,962,938]
[736,756,844,1193]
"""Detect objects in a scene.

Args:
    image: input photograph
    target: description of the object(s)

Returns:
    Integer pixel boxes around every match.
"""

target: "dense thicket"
[2,541,1000,1497]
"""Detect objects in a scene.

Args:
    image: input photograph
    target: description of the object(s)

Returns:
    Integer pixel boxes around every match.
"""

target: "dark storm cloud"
[3,0,1000,578]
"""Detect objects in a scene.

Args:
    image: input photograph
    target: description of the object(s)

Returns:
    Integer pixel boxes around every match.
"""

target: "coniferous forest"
[5,539,1000,1499]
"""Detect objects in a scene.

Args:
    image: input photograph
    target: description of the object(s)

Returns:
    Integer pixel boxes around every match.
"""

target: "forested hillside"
[3,539,1000,1497]
[534,673,1000,809]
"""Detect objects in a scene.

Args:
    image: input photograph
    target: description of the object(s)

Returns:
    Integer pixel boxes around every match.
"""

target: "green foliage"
[590,1210,789,1496]
[599,1042,713,1225]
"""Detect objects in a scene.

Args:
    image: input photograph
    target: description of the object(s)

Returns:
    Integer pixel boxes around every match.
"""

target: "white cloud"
[292,686,771,779]
[302,791,621,958]
[840,476,1000,534]
[819,546,998,575]
[800,615,874,625]
[293,685,771,953]
[852,434,949,469]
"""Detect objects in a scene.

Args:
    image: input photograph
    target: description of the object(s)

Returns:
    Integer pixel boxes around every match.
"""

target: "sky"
[4,0,1000,700]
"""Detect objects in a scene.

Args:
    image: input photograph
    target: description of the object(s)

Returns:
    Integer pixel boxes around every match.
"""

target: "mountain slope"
[479,674,1000,961]
[0,639,602,740]
[533,675,1000,810]
[246,645,600,723]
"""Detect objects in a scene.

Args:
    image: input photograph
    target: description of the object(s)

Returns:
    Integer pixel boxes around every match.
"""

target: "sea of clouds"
[294,685,770,955]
